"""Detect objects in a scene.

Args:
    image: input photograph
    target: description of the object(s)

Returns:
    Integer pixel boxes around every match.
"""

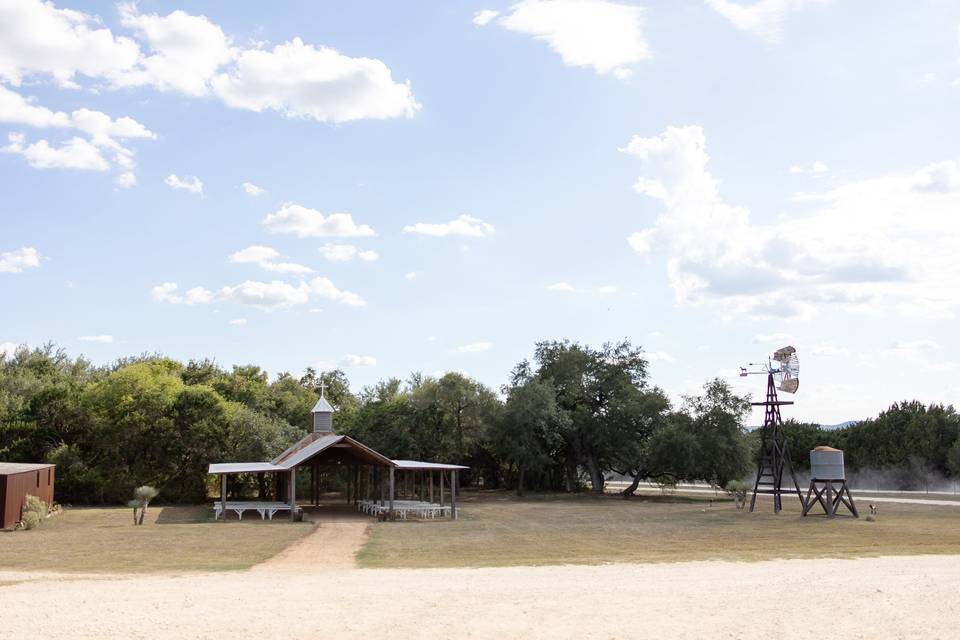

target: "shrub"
[21,511,41,530]
[725,480,748,510]
[23,494,48,520]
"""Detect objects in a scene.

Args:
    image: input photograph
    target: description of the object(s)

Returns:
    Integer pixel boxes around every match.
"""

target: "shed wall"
[1,467,55,530]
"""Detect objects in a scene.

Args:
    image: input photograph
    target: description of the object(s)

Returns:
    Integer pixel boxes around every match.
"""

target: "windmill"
[739,345,804,513]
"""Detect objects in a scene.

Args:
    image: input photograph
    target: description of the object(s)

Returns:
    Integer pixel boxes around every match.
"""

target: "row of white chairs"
[212,501,299,521]
[358,499,451,519]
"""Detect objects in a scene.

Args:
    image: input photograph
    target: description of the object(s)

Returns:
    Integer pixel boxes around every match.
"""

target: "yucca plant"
[725,480,748,511]
[129,485,159,525]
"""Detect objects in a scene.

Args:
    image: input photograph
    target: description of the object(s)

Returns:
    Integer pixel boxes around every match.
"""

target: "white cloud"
[263,203,375,238]
[454,341,493,353]
[705,0,828,44]
[340,354,377,368]
[0,342,26,359]
[913,160,960,194]
[3,132,109,170]
[318,243,379,262]
[644,350,675,363]
[496,0,650,78]
[165,173,203,194]
[211,38,420,123]
[789,160,829,175]
[403,214,494,238]
[78,335,113,343]
[0,2,419,125]
[547,281,580,292]
[155,278,363,311]
[888,339,939,353]
[229,245,313,274]
[0,247,41,273]
[0,0,140,86]
[308,277,366,307]
[242,182,265,196]
[229,245,279,264]
[116,3,235,96]
[115,171,136,189]
[259,261,314,275]
[621,125,960,320]
[405,272,417,280]
[753,333,793,344]
[0,85,155,176]
[812,343,850,358]
[218,280,310,309]
[473,9,501,26]
[151,282,215,305]
[229,318,247,326]
[547,281,617,294]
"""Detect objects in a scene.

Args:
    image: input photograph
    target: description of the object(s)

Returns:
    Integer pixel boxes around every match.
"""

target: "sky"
[2,0,960,424]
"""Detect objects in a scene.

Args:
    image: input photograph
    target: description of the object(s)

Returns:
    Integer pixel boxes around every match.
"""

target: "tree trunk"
[516,463,525,496]
[564,458,577,493]
[585,455,604,494]
[132,506,138,525]
[621,472,643,498]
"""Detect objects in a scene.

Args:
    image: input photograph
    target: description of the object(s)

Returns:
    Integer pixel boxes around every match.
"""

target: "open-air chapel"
[208,390,466,522]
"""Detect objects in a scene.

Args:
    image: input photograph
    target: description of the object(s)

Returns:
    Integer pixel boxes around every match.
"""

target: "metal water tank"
[810,446,845,480]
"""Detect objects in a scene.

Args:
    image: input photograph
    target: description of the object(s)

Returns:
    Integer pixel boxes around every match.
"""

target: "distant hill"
[821,420,861,430]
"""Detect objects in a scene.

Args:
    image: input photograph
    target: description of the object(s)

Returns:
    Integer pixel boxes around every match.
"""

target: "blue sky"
[2,0,959,423]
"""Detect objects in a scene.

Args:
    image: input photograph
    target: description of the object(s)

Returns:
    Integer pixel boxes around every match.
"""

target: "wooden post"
[379,467,385,506]
[354,465,359,505]
[439,471,445,506]
[389,466,395,517]
[429,472,434,504]
[451,470,458,520]
[220,474,227,521]
[290,468,297,521]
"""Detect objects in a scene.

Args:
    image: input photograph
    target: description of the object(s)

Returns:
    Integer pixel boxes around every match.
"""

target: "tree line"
[1,341,957,503]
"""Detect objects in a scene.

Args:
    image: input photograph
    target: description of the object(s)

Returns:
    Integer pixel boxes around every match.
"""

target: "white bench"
[358,499,451,519]
[212,501,300,521]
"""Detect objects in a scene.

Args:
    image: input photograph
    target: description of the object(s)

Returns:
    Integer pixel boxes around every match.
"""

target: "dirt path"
[2,555,959,638]
[251,521,369,571]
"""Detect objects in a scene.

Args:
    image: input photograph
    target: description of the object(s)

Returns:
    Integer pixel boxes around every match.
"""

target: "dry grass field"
[4,492,960,575]
[357,491,960,568]
[0,506,313,573]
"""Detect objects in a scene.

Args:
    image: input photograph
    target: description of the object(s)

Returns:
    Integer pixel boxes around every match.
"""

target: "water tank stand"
[801,479,859,518]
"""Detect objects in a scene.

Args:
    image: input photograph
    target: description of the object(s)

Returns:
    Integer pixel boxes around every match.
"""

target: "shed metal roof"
[391,460,469,471]
[0,462,55,475]
[208,462,285,474]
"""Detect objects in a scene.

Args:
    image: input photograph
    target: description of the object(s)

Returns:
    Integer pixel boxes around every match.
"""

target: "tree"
[618,379,750,496]
[494,363,568,495]
[533,339,662,492]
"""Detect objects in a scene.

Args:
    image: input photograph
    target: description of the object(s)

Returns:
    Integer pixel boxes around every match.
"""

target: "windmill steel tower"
[740,346,804,513]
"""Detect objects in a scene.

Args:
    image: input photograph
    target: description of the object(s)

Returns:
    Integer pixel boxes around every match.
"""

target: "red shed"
[0,463,55,530]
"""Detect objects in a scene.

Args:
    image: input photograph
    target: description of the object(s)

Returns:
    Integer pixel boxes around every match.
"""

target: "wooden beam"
[289,468,297,522]
[220,474,227,521]
[451,470,458,520]
[429,472,434,504]
[439,471,445,506]
[389,465,395,518]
